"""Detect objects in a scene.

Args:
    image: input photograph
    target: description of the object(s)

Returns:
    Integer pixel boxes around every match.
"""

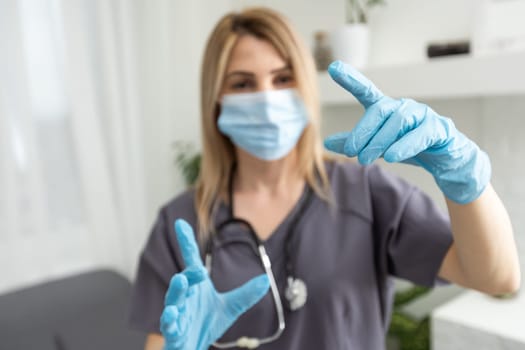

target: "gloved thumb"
[222,274,270,319]
[324,132,353,155]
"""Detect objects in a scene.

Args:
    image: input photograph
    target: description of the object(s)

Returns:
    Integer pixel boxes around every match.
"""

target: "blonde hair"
[196,7,332,240]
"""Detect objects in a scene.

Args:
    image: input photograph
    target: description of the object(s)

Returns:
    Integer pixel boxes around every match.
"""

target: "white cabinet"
[432,291,525,350]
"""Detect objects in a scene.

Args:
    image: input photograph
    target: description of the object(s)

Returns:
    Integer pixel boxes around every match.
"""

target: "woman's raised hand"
[323,60,491,204]
[160,219,270,350]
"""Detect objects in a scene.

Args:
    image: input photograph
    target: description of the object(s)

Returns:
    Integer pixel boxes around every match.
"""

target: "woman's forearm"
[439,183,521,295]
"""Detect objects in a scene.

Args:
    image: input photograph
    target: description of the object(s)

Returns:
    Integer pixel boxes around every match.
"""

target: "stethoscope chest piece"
[285,276,307,311]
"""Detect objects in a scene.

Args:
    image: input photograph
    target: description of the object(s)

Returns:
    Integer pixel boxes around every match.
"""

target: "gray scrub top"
[129,160,453,349]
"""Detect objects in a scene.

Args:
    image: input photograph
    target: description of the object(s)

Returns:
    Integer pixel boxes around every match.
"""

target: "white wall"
[134,0,233,225]
[233,0,477,66]
[367,0,475,66]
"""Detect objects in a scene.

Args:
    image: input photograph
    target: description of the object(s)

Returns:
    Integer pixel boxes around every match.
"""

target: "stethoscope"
[204,166,313,349]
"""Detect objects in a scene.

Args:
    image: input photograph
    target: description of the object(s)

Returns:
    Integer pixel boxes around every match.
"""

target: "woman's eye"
[231,80,253,90]
[275,75,294,86]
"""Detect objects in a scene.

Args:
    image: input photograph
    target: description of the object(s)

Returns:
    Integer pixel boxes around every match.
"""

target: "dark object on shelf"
[313,30,333,71]
[427,40,470,58]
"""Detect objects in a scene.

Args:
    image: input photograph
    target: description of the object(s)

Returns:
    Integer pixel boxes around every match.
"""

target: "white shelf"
[319,52,525,106]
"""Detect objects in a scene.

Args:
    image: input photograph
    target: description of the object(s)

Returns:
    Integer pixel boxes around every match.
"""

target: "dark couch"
[0,269,145,350]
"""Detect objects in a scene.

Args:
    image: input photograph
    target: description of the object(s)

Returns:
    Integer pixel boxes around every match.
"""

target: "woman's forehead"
[226,35,287,73]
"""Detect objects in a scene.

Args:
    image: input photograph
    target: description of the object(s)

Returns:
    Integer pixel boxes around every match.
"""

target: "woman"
[129,7,520,350]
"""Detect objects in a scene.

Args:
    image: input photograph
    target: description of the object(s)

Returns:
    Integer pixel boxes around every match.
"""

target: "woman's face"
[221,34,296,97]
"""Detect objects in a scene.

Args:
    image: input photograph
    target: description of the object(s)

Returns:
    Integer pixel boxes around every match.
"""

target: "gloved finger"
[160,305,181,336]
[181,265,207,287]
[187,286,196,297]
[383,115,446,163]
[175,219,204,269]
[161,305,190,347]
[223,274,270,319]
[344,97,402,157]
[173,310,191,348]
[324,97,401,157]
[165,273,189,306]
[328,60,385,108]
[357,99,424,164]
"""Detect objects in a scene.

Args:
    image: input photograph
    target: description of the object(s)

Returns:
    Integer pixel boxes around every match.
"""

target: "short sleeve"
[128,191,197,333]
[368,164,453,287]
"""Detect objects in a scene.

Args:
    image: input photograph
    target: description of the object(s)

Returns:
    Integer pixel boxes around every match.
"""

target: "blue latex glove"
[324,60,491,204]
[161,219,270,350]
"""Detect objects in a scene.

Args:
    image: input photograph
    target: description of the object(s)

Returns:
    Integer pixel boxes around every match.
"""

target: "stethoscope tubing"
[206,243,285,349]
[204,164,314,348]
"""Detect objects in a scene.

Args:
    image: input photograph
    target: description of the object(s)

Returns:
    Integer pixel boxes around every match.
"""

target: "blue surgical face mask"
[217,88,309,161]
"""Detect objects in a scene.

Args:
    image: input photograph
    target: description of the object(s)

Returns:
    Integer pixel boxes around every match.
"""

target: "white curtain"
[0,0,147,294]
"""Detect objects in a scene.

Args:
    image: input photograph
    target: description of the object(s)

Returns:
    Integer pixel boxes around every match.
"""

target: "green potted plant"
[387,285,432,350]
[331,0,386,69]
[346,0,386,24]
[173,141,201,186]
